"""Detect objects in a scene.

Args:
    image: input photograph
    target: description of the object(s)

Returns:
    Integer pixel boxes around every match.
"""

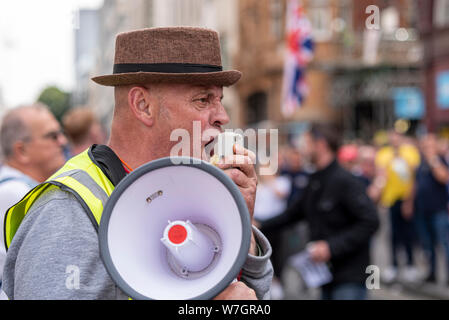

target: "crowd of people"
[338,130,449,288]
[0,104,106,289]
[254,126,449,299]
[1,99,448,300]
[1,24,446,301]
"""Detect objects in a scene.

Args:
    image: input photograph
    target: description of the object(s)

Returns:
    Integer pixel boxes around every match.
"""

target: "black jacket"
[263,160,379,286]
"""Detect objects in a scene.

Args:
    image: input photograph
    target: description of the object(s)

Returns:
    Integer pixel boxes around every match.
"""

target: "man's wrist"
[249,231,258,256]
[241,225,273,288]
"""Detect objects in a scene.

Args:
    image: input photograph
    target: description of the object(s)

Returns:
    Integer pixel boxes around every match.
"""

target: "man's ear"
[12,141,31,164]
[128,86,155,127]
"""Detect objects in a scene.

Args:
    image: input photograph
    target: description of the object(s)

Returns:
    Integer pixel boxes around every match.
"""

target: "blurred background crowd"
[254,128,449,300]
[1,0,449,300]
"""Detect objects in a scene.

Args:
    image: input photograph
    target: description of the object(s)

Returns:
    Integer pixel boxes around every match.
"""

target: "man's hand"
[213,281,257,300]
[308,241,331,263]
[216,144,257,216]
[216,144,258,255]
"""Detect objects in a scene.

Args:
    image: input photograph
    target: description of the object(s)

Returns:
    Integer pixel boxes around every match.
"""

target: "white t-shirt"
[254,175,291,222]
[0,165,37,283]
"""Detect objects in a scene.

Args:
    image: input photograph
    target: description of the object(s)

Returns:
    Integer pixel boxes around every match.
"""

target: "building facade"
[82,0,426,141]
[73,9,100,107]
[235,0,423,141]
[86,0,153,127]
[331,0,423,140]
[418,0,449,132]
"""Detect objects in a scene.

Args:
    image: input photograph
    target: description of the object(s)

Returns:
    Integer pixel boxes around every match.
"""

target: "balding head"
[0,103,67,182]
[0,103,49,160]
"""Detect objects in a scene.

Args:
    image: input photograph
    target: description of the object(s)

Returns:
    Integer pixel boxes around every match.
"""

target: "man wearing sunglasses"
[0,103,67,289]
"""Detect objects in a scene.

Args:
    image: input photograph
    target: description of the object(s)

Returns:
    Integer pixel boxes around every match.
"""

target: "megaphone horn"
[99,156,251,300]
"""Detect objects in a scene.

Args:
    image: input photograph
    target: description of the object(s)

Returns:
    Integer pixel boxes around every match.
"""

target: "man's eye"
[195,97,209,104]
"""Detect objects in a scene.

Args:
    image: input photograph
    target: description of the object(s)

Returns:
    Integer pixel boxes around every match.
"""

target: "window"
[220,34,229,70]
[308,1,332,42]
[172,0,203,26]
[246,92,268,125]
[434,0,449,28]
[270,0,284,41]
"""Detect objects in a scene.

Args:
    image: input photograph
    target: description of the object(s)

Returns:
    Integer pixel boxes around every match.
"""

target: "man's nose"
[211,102,230,127]
[58,132,68,146]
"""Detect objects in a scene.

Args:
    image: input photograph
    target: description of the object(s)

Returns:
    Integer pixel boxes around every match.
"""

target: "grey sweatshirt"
[2,188,273,300]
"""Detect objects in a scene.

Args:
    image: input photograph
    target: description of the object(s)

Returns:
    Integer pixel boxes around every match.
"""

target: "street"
[275,208,448,300]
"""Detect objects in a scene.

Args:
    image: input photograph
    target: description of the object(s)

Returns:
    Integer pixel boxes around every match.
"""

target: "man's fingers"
[233,144,256,163]
[223,168,248,187]
[216,155,256,178]
[214,281,257,300]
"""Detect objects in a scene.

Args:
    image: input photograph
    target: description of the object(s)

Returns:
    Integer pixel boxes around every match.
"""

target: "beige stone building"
[235,0,423,140]
[83,0,423,140]
[87,0,153,126]
[234,0,337,134]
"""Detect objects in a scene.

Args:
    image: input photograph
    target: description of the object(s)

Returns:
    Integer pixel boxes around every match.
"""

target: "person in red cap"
[337,144,359,172]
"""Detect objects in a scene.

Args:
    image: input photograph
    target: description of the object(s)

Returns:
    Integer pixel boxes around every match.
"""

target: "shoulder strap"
[51,169,110,228]
[89,144,127,186]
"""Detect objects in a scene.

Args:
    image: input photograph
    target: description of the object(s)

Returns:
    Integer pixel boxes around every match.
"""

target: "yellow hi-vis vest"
[4,149,115,249]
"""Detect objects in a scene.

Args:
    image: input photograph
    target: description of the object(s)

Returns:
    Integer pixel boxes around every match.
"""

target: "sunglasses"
[41,130,65,141]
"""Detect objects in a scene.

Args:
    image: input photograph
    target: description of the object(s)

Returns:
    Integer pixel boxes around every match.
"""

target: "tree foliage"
[37,86,71,122]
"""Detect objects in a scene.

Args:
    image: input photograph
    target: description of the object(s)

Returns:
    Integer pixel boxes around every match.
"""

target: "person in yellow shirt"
[375,130,420,283]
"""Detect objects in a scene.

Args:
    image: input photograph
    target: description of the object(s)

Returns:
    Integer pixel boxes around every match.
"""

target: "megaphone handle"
[236,270,243,281]
[230,270,243,284]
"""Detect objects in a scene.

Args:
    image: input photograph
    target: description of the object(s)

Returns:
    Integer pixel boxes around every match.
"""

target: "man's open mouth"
[205,137,217,157]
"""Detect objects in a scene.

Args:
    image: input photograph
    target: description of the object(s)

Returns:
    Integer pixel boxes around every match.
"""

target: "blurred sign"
[436,70,449,109]
[288,250,333,288]
[392,87,425,119]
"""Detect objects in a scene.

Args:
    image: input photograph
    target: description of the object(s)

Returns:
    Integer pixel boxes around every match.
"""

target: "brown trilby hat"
[92,27,242,87]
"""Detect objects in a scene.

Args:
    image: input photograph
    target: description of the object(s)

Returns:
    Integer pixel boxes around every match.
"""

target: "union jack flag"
[281,0,314,117]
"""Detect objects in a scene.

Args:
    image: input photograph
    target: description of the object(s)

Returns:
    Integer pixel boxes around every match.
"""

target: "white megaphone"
[98,154,251,300]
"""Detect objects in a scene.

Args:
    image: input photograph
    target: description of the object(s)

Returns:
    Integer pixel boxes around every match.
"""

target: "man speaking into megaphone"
[2,27,273,300]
